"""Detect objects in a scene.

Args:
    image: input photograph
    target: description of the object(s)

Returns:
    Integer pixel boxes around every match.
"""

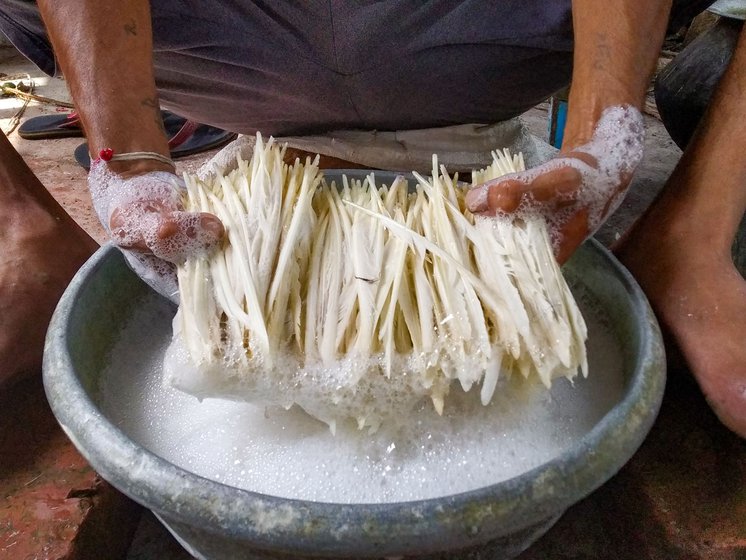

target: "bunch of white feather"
[164,135,588,433]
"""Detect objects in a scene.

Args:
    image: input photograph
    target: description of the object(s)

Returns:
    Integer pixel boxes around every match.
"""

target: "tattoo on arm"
[592,32,612,71]
[124,19,138,36]
[141,97,165,134]
[155,114,166,134]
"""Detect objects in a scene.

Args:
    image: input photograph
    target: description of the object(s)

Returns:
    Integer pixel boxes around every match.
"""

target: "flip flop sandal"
[73,119,237,170]
[17,111,84,139]
[18,109,186,141]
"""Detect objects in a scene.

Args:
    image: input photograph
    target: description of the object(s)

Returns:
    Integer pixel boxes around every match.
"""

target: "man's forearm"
[465,1,669,262]
[563,0,672,149]
[37,0,171,174]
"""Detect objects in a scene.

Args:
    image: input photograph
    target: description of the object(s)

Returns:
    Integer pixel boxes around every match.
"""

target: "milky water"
[97,290,625,504]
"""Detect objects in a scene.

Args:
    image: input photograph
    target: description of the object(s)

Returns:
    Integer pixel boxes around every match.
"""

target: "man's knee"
[0,0,55,76]
[655,15,743,149]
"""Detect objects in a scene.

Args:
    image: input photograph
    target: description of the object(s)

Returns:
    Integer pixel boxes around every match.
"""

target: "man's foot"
[0,200,97,388]
[615,214,746,438]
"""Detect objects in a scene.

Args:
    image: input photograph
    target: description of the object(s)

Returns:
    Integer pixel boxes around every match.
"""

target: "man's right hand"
[88,160,224,302]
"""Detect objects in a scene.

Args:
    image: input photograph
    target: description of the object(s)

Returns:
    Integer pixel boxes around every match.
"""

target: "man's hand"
[466,105,644,263]
[88,160,224,301]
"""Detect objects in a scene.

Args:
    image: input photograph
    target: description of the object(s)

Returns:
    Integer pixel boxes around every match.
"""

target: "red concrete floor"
[1,45,745,559]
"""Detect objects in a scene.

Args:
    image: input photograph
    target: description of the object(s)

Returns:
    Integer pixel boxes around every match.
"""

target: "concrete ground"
[1,44,745,559]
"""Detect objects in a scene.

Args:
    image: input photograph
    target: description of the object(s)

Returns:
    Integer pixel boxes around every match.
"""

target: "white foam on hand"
[466,105,645,250]
[88,161,224,302]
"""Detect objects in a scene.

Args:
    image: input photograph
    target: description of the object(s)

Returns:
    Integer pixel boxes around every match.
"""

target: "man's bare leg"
[615,25,746,437]
[0,132,97,387]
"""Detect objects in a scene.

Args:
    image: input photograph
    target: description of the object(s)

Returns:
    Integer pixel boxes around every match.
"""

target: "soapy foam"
[98,288,624,504]
[163,326,546,434]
